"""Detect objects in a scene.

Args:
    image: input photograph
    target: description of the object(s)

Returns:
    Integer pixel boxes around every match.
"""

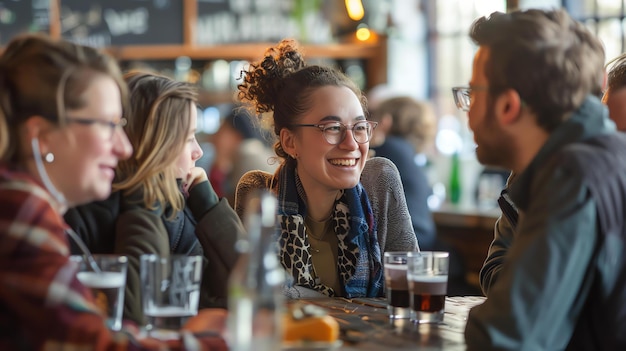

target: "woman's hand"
[182,167,209,197]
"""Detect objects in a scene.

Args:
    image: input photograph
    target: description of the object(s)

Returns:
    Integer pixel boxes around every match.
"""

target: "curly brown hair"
[237,39,367,160]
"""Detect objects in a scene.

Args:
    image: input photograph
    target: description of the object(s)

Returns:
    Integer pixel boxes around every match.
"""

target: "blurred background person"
[368,96,437,250]
[603,52,626,131]
[369,96,480,295]
[208,107,277,204]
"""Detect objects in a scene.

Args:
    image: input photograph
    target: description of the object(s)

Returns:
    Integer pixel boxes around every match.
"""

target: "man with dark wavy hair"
[454,8,626,350]
[603,52,626,131]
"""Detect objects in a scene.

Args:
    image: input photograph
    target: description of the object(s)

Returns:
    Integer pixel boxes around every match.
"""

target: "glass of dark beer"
[407,251,449,324]
[384,251,412,319]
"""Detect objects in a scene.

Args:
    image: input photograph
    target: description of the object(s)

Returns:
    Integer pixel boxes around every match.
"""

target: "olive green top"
[305,215,341,295]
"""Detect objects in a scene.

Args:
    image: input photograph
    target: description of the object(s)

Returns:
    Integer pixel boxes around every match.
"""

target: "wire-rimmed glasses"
[66,117,127,140]
[292,120,378,145]
[452,86,489,112]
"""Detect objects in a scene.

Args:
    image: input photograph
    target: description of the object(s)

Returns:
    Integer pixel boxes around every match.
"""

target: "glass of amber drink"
[407,251,449,324]
[384,252,412,319]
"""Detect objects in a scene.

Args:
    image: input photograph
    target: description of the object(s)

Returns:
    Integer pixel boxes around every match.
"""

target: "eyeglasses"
[66,117,127,140]
[452,86,489,112]
[292,120,378,145]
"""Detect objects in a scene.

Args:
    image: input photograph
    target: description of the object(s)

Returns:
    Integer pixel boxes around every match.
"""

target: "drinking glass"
[384,251,411,319]
[407,251,449,324]
[140,254,203,333]
[71,254,128,331]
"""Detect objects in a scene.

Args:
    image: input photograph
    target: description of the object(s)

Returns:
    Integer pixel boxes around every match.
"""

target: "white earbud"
[31,138,66,207]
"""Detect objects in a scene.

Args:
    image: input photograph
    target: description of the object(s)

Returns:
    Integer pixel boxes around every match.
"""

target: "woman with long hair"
[65,71,243,324]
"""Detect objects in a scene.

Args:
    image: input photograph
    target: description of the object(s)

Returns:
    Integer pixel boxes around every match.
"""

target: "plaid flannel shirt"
[0,167,226,351]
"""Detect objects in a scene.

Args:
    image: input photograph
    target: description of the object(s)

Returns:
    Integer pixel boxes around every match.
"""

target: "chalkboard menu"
[196,0,332,45]
[60,0,183,47]
[0,0,50,45]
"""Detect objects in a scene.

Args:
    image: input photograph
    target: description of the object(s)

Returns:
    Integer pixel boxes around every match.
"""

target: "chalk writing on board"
[196,0,331,45]
[104,8,149,36]
[60,0,182,47]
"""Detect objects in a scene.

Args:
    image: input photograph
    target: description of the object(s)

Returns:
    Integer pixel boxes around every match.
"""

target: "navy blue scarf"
[274,161,384,297]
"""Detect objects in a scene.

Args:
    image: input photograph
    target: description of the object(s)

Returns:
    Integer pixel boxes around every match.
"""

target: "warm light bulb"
[345,0,364,21]
[355,27,371,41]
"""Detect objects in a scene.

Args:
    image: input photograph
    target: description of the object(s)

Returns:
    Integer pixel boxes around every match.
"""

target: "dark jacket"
[466,96,626,350]
[64,181,243,324]
[557,132,626,350]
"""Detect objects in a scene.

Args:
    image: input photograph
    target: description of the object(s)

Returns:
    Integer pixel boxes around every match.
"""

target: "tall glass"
[407,251,449,324]
[384,252,411,319]
[71,255,128,331]
[140,254,202,334]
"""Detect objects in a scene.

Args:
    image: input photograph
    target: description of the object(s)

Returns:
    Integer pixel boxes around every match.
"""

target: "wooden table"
[298,296,486,350]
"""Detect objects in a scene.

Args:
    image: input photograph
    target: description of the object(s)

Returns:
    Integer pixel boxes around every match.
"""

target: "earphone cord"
[65,227,102,274]
[31,137,67,207]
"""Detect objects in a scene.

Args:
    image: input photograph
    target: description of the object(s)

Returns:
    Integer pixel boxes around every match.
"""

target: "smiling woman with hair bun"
[235,39,418,299]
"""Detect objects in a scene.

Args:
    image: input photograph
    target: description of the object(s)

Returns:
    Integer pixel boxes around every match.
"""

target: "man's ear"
[279,127,297,158]
[494,89,522,126]
[602,87,610,104]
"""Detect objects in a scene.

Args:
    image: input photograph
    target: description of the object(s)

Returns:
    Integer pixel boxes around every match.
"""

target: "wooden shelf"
[5,0,388,91]
[107,41,384,62]
[108,38,388,92]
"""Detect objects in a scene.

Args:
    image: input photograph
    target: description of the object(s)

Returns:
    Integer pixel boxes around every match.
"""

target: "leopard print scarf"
[274,161,384,297]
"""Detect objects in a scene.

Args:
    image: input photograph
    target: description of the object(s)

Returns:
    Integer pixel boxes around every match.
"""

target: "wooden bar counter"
[432,205,500,290]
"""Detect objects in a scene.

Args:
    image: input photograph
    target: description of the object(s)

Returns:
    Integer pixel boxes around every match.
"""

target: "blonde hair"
[0,33,126,164]
[370,96,436,153]
[114,71,198,217]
